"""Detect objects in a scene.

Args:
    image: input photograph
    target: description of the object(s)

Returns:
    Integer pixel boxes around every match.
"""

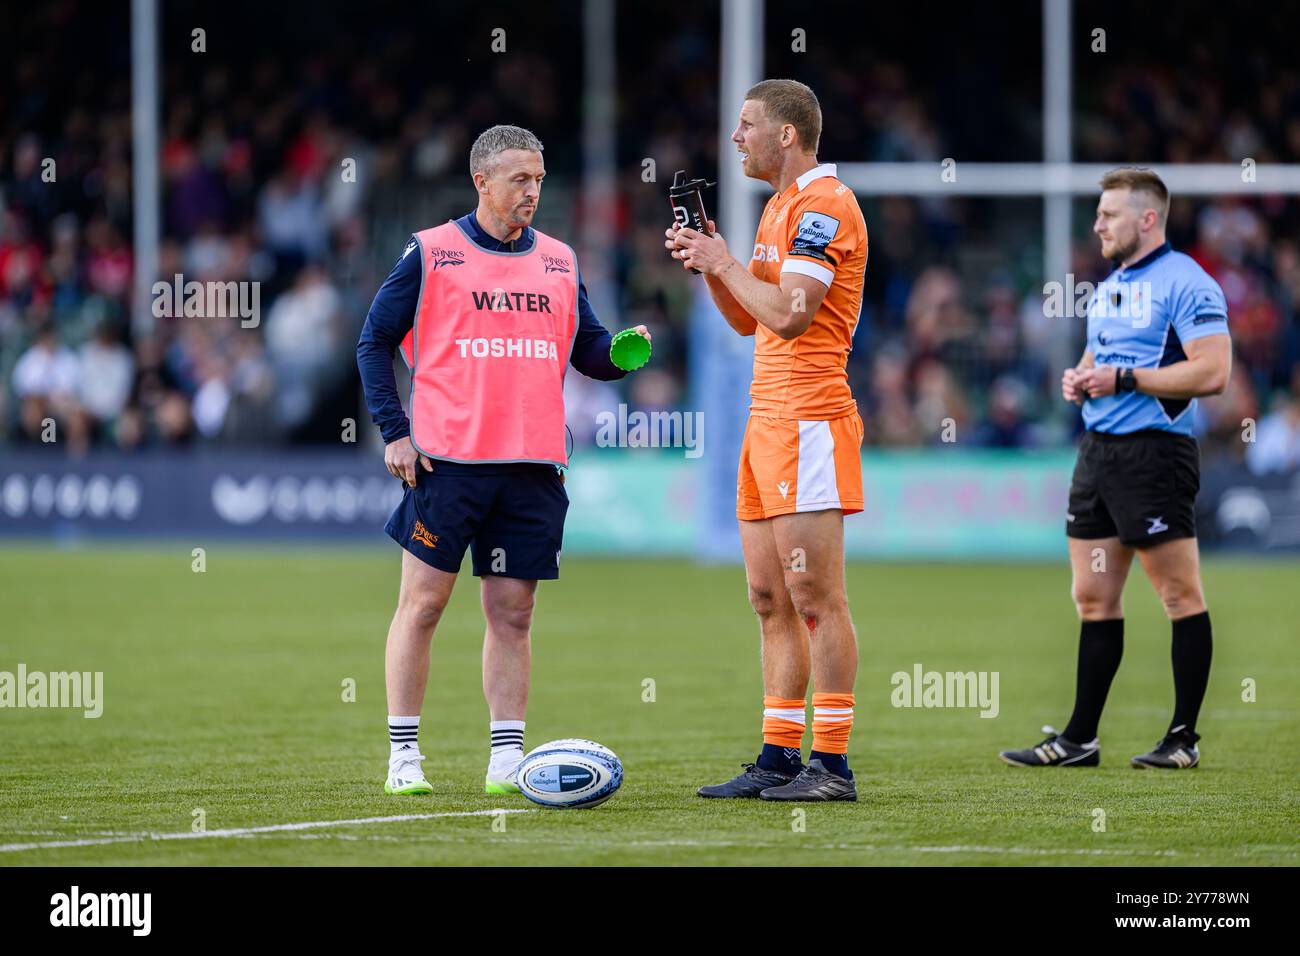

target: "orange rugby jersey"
[747,163,867,419]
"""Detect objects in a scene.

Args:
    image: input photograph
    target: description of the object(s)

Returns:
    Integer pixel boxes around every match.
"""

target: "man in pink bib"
[357,125,649,795]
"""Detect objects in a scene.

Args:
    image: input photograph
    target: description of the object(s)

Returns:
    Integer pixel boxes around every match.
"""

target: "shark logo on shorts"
[777,480,790,500]
[411,520,439,548]
[1146,516,1169,535]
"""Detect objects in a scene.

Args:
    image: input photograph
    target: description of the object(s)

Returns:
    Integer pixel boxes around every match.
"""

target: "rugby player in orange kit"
[669,79,868,801]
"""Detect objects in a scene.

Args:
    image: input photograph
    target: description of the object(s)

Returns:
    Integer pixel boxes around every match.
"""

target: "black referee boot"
[999,725,1100,767]
[1131,725,1200,769]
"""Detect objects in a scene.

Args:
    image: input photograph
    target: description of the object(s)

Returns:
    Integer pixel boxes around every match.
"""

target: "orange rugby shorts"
[736,412,865,521]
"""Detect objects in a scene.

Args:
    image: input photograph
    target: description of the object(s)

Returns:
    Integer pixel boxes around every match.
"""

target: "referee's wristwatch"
[1115,367,1138,393]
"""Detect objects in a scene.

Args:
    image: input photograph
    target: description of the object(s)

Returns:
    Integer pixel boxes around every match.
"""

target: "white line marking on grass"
[0,809,534,854]
[912,844,1178,857]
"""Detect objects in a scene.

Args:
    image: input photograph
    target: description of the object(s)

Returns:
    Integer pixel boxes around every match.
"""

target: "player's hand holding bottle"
[665,220,724,272]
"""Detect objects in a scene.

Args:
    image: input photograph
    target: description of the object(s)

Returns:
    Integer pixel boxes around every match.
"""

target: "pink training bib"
[399,220,579,466]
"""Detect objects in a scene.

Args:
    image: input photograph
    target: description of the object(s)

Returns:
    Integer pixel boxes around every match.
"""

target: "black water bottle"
[668,170,716,274]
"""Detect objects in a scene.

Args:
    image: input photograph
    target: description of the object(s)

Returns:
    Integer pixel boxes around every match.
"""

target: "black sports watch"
[1115,367,1138,393]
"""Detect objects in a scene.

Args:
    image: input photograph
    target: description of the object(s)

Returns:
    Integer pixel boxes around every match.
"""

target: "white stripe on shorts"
[795,420,842,512]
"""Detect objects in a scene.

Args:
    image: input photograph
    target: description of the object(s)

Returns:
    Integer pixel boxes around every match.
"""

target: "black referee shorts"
[1066,429,1200,548]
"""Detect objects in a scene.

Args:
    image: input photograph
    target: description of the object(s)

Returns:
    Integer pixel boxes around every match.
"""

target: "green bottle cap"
[609,328,652,371]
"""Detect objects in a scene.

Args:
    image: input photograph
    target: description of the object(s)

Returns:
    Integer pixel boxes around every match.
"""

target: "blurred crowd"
[2,0,1298,473]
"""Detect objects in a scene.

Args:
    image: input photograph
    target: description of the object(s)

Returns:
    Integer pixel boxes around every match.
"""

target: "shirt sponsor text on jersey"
[470,289,553,313]
[454,337,559,360]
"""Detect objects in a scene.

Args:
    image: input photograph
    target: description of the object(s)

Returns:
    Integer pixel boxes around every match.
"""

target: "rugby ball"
[515,738,623,809]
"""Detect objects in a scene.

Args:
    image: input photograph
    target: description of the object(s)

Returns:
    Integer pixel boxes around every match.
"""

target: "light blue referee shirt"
[1083,242,1230,435]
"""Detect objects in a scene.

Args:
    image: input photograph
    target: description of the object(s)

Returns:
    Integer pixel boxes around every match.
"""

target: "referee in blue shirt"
[1001,168,1232,771]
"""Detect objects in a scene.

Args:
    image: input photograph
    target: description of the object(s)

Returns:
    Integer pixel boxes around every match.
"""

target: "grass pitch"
[0,546,1296,866]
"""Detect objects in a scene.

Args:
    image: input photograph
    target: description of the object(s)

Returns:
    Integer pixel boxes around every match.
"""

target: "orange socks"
[811,692,855,754]
[762,696,806,749]
[763,693,856,756]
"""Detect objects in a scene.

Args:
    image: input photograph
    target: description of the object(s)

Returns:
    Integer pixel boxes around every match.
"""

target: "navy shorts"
[384,460,569,580]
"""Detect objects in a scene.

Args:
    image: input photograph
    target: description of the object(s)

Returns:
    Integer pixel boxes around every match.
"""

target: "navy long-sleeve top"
[356,211,625,445]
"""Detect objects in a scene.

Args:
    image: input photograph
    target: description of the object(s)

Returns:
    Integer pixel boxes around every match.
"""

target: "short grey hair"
[469,125,544,178]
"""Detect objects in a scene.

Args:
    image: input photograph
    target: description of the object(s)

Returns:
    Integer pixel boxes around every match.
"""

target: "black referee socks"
[1170,610,1213,735]
[1061,613,1212,745]
[1063,618,1125,744]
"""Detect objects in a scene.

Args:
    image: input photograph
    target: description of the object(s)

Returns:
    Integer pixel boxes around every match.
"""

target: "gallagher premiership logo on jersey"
[789,210,841,263]
[429,248,466,269]
[541,253,571,274]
